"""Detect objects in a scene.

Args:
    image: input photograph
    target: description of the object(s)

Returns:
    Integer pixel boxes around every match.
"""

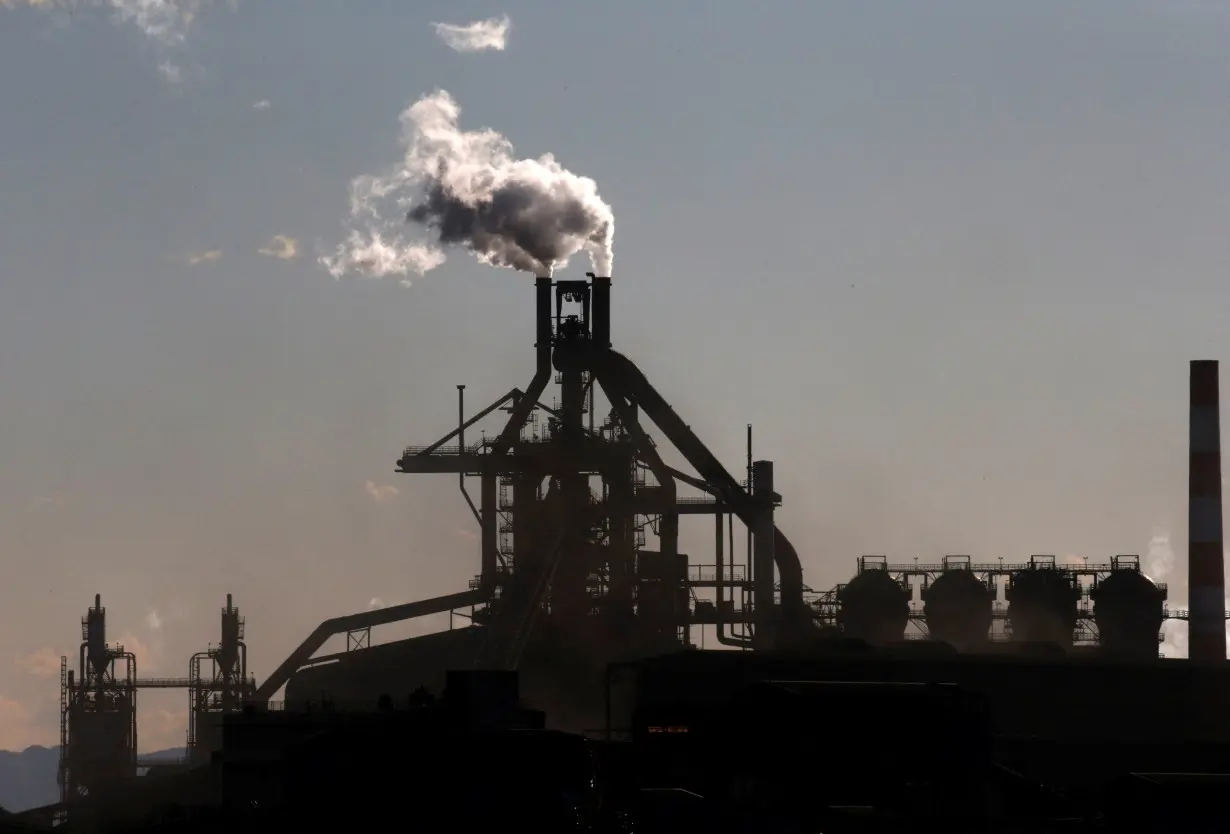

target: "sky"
[1,0,1229,751]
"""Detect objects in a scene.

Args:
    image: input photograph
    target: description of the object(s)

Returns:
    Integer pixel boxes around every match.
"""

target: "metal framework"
[397,276,811,664]
[58,595,138,805]
[57,593,257,821]
[810,554,1229,645]
[252,276,814,703]
[187,594,255,765]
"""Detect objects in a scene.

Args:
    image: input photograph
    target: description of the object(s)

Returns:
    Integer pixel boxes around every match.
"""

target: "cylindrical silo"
[837,571,911,644]
[1092,569,1166,659]
[923,570,994,650]
[1006,568,1081,646]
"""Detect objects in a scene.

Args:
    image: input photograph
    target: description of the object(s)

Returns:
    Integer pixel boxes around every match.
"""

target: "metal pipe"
[746,424,753,588]
[458,385,466,460]
[714,510,745,646]
[752,459,777,649]
[1190,359,1226,662]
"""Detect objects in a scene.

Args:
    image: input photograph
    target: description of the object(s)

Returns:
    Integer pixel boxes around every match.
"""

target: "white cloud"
[364,480,400,503]
[17,647,62,678]
[0,695,41,751]
[156,58,182,84]
[184,249,222,265]
[145,609,162,631]
[432,14,510,53]
[252,98,270,111]
[2,0,215,47]
[3,0,234,82]
[258,234,298,260]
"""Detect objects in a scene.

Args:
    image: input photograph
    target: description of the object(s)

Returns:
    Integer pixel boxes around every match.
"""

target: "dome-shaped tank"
[1006,568,1081,646]
[837,571,910,644]
[1092,569,1166,659]
[922,570,994,650]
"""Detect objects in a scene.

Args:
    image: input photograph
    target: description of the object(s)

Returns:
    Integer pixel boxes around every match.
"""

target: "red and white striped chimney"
[1189,359,1226,662]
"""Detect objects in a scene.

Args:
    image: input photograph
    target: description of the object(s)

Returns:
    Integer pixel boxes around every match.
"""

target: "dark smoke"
[321,90,615,281]
[407,177,612,275]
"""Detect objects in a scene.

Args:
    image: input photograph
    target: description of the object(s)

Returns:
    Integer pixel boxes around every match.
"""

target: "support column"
[481,470,498,591]
[752,460,778,649]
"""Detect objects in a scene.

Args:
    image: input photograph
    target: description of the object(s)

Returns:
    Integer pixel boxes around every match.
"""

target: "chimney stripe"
[1189,359,1226,661]
[1190,497,1224,544]
[1192,407,1221,453]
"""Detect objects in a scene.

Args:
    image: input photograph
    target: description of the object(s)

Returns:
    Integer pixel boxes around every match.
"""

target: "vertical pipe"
[458,385,466,452]
[746,424,753,583]
[481,471,498,591]
[751,460,777,649]
[1190,360,1226,662]
[714,511,730,645]
[592,276,611,348]
[535,277,553,370]
[458,385,467,490]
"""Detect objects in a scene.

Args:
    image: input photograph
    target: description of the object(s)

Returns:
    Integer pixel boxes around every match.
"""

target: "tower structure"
[58,594,138,804]
[253,275,812,711]
[188,594,253,764]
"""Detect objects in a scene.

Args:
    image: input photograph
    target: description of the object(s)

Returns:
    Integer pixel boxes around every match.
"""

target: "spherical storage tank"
[837,571,910,644]
[923,570,994,650]
[1006,568,1081,647]
[1092,569,1166,659]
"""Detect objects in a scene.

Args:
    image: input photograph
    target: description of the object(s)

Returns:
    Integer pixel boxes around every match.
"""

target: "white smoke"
[1145,528,1230,658]
[432,14,510,53]
[322,90,615,282]
[1146,530,1186,658]
[319,230,444,287]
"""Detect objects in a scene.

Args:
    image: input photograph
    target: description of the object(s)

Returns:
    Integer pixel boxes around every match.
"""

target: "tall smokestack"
[1189,359,1226,662]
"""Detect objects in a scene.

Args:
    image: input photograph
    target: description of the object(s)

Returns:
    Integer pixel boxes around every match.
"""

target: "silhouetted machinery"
[56,593,255,818]
[820,554,1171,654]
[58,595,138,804]
[253,276,814,727]
[923,559,994,651]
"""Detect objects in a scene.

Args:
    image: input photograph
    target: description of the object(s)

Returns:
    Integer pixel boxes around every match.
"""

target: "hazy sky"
[2,0,1229,751]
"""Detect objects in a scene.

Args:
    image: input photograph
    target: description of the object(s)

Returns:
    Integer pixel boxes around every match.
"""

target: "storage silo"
[923,569,994,650]
[837,570,911,644]
[1092,558,1166,659]
[1006,565,1081,646]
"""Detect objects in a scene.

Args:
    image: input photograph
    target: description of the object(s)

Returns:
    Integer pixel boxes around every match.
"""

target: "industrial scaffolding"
[58,593,255,813]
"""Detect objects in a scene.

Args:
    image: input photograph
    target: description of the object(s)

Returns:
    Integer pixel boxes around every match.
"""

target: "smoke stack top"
[321,90,614,282]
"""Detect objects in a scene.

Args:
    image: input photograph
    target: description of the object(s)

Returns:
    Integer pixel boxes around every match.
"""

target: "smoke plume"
[1144,528,1230,659]
[433,14,510,53]
[322,90,615,282]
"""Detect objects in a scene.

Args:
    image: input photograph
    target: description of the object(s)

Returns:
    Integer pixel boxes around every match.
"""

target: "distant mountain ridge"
[0,745,185,813]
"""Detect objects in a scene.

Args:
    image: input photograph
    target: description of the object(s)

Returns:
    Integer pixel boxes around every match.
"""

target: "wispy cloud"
[17,648,62,678]
[258,234,298,260]
[0,695,40,751]
[252,99,270,111]
[364,480,400,504]
[3,0,235,82]
[3,0,210,47]
[145,609,162,631]
[432,14,510,53]
[184,249,222,265]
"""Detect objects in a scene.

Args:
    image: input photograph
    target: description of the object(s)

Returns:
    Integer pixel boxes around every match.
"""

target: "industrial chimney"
[1189,360,1226,662]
